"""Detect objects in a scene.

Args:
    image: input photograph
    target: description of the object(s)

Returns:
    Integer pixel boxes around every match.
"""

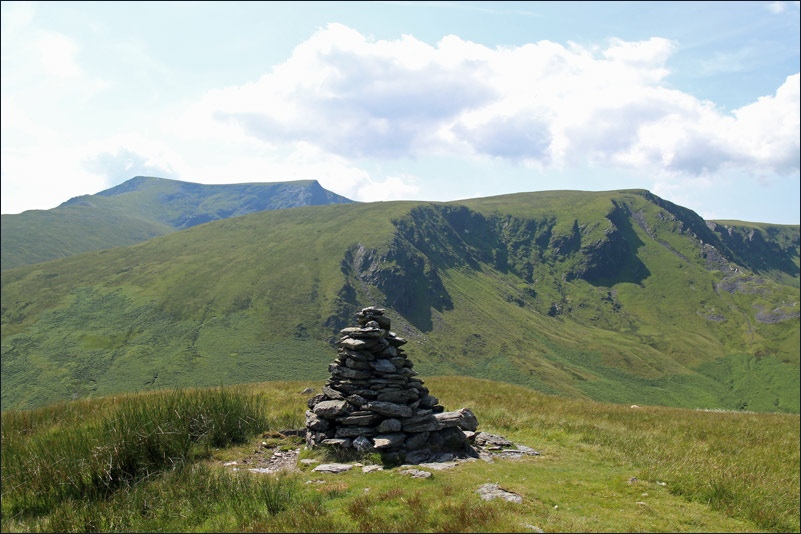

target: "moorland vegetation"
[2,378,798,532]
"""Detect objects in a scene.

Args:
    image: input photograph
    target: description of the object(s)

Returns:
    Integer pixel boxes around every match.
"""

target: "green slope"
[1,207,172,269]
[2,190,798,412]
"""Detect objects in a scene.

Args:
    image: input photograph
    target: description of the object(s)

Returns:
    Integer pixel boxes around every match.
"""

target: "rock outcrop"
[306,306,478,463]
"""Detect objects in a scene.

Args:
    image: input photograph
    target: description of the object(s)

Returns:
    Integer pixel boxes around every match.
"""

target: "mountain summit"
[1,176,354,270]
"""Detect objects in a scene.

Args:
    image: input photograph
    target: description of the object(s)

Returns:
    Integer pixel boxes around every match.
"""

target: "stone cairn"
[306,306,479,463]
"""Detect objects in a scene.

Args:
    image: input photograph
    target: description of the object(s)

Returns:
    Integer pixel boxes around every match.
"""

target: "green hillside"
[2,190,798,412]
[1,176,354,270]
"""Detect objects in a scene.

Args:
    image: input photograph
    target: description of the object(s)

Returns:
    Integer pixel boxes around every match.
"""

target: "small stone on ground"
[312,463,354,473]
[476,483,523,503]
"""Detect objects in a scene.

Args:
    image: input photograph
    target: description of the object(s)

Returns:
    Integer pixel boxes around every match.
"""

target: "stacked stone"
[306,306,478,462]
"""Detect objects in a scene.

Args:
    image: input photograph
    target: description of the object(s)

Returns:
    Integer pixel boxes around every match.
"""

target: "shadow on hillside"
[338,242,453,333]
[583,203,650,287]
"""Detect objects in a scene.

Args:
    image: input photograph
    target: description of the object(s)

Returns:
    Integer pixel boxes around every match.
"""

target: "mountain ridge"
[1,185,798,412]
[1,176,355,270]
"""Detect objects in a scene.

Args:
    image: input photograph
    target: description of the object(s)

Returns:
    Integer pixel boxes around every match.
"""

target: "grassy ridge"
[0,207,171,270]
[2,377,798,532]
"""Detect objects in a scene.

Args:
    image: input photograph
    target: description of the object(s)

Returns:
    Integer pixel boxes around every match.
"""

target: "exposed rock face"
[306,306,478,462]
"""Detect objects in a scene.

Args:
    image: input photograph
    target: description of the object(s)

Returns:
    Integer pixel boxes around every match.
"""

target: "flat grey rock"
[312,463,354,473]
[476,483,522,503]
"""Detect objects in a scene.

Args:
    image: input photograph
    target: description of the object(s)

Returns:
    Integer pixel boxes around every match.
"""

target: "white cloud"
[728,73,800,173]
[36,31,82,78]
[205,24,496,159]
[82,145,181,187]
[2,1,35,29]
[1,142,107,213]
[602,37,675,70]
[0,97,61,145]
[173,24,797,188]
[626,74,800,180]
[354,173,421,202]
[2,7,107,96]
[766,1,791,13]
[1,16,798,220]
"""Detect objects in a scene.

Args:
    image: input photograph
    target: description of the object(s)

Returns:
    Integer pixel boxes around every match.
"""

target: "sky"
[1,1,799,224]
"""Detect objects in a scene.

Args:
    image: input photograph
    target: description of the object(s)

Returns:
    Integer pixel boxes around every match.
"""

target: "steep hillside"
[706,220,800,288]
[1,176,354,270]
[2,190,798,412]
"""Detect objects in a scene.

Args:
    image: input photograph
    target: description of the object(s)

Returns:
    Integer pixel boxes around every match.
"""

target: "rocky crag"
[306,306,479,463]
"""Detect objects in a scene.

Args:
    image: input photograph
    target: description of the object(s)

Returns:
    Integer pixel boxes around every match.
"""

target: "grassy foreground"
[2,377,798,533]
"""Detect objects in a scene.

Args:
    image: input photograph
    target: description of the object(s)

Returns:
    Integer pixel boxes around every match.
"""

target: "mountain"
[1,176,354,270]
[1,189,798,412]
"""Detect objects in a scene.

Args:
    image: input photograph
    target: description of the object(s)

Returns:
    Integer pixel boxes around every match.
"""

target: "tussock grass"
[2,386,267,524]
[2,378,798,532]
[430,376,800,533]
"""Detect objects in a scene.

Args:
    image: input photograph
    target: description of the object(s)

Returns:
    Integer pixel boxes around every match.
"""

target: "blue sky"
[2,1,799,224]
